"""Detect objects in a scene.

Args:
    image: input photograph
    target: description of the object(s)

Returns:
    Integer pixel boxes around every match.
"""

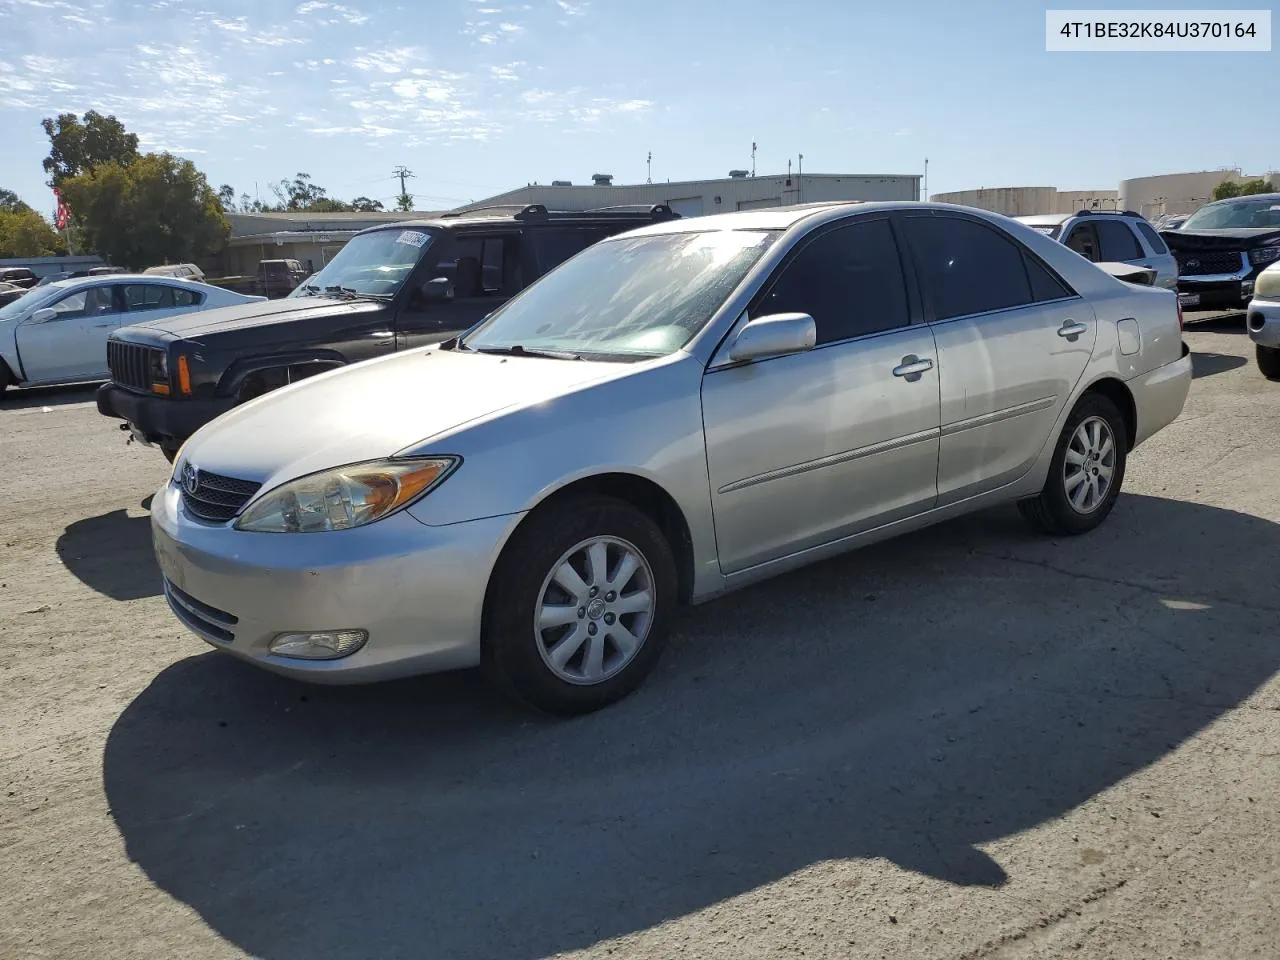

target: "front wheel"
[1257,344,1280,382]
[481,496,677,715]
[1018,392,1128,536]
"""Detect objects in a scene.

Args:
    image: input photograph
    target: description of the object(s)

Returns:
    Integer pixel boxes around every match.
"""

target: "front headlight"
[234,457,459,533]
[1254,264,1280,299]
[1248,244,1280,267]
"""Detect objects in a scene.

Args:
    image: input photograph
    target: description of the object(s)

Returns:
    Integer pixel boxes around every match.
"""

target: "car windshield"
[0,284,61,321]
[460,229,779,360]
[291,227,438,299]
[1182,197,1280,230]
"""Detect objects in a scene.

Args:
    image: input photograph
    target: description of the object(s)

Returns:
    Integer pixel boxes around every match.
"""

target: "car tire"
[1257,344,1280,382]
[481,495,678,716]
[1017,392,1128,536]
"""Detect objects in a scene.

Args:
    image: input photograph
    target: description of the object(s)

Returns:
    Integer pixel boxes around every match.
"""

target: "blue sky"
[0,0,1276,215]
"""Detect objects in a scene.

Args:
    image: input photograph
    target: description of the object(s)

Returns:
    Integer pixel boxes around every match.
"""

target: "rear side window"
[1134,221,1169,255]
[902,216,1034,321]
[533,229,611,274]
[1095,219,1144,260]
[755,218,911,344]
[1025,256,1074,301]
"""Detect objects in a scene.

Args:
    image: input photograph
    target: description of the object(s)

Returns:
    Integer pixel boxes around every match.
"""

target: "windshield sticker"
[396,230,430,248]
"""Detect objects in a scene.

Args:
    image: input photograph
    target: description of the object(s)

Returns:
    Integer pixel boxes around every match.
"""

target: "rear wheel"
[1018,392,1128,536]
[1257,344,1280,382]
[481,496,677,715]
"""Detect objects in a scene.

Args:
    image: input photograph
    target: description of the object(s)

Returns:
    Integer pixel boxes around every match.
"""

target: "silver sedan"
[153,201,1193,714]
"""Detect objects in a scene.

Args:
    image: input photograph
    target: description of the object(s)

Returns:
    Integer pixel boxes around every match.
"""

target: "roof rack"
[1072,209,1144,218]
[439,202,678,222]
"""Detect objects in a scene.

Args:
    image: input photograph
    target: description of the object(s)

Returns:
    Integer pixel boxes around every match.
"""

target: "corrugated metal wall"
[458,174,920,216]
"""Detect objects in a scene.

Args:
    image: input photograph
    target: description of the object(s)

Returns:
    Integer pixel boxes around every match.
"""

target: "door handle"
[1057,320,1088,340]
[892,355,934,379]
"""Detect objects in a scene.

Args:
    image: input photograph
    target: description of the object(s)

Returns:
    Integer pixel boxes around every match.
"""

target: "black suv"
[97,204,679,459]
[1160,193,1280,311]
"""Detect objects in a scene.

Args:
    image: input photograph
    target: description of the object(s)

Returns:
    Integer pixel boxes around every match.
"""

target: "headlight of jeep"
[235,457,459,533]
[1255,265,1280,299]
[1248,244,1280,267]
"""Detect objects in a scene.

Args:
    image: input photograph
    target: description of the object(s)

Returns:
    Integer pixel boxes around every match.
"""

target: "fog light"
[269,629,368,660]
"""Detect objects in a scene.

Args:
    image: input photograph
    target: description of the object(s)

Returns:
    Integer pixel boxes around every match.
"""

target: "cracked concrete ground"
[1,317,1277,960]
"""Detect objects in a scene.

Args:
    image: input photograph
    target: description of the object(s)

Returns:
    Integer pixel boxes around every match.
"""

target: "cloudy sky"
[1,0,1277,215]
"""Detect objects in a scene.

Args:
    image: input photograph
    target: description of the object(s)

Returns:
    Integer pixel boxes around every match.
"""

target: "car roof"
[34,273,209,291]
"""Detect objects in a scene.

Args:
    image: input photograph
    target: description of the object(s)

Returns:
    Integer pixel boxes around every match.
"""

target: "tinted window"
[902,216,1033,321]
[1026,255,1074,301]
[1063,223,1100,261]
[1134,221,1169,255]
[533,229,611,274]
[756,218,910,344]
[1095,219,1143,260]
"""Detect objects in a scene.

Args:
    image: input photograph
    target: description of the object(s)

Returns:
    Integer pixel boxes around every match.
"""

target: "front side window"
[902,216,1035,321]
[293,227,438,300]
[1134,221,1169,255]
[1063,223,1101,261]
[461,229,778,360]
[49,286,116,319]
[754,218,910,344]
[1095,219,1144,260]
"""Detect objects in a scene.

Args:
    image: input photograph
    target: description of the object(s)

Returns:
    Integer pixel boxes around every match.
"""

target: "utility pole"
[751,141,757,178]
[393,165,415,211]
[646,151,652,184]
[923,157,928,201]
[797,153,803,204]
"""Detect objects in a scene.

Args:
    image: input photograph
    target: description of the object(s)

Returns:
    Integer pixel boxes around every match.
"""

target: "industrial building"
[457,171,922,219]
[214,210,424,278]
[929,186,1119,216]
[1119,169,1280,220]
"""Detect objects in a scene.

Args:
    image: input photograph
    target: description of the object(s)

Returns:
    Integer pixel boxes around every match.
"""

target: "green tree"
[41,110,139,187]
[304,197,353,213]
[350,196,384,212]
[0,188,32,213]
[1238,178,1274,196]
[1212,180,1240,200]
[217,184,238,212]
[59,153,230,270]
[0,209,66,257]
[395,191,413,212]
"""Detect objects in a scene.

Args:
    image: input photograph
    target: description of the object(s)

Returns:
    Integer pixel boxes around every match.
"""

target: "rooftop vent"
[551,180,572,187]
[728,169,750,178]
[591,173,613,186]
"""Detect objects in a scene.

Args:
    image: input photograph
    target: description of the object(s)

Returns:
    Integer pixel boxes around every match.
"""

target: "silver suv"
[1015,210,1178,290]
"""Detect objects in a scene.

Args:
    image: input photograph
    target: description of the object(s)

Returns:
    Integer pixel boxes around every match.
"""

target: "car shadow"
[1,381,101,410]
[1184,310,1245,332]
[102,494,1280,960]
[1191,350,1248,378]
[57,508,160,601]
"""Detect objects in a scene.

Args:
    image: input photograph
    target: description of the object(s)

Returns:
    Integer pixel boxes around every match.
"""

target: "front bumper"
[150,480,523,683]
[1175,257,1267,310]
[97,383,235,446]
[1247,297,1280,349]
[1130,342,1193,448]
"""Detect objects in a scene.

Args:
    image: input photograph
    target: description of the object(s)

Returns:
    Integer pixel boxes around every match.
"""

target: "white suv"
[1015,211,1178,291]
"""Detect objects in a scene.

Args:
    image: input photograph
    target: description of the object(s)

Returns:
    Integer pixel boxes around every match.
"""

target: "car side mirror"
[30,307,57,323]
[727,312,817,363]
[419,277,454,304]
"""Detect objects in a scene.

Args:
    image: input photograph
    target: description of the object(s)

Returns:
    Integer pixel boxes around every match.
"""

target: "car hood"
[179,346,636,486]
[125,294,381,338]
[1162,227,1280,251]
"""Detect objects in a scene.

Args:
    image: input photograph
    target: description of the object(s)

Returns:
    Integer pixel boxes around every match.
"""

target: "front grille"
[179,467,262,523]
[107,340,163,392]
[1178,251,1245,276]
[164,578,237,643]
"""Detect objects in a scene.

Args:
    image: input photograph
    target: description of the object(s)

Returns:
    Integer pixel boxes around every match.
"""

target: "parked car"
[254,259,308,298]
[1247,261,1280,380]
[144,263,206,282]
[1015,210,1177,289]
[152,200,1192,715]
[36,271,86,286]
[0,281,27,307]
[1156,214,1189,231]
[0,275,265,396]
[97,204,681,460]
[0,267,38,289]
[1161,192,1280,311]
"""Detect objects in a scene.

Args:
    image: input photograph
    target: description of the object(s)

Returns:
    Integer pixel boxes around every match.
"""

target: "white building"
[929,186,1119,216]
[458,171,922,218]
[1119,169,1280,220]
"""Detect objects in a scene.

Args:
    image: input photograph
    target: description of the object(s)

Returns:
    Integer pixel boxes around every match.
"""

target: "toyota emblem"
[183,464,200,495]
[1186,258,1200,269]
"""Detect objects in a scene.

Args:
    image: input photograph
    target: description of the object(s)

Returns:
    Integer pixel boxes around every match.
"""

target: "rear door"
[1129,219,1180,289]
[899,212,1096,505]
[15,284,125,382]
[701,215,941,573]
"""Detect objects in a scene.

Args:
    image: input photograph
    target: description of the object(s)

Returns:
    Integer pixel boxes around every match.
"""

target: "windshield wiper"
[324,284,390,301]
[474,344,583,361]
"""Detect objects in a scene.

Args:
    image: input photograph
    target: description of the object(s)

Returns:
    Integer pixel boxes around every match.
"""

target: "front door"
[899,212,1097,505]
[15,284,125,383]
[701,216,942,575]
[396,231,522,349]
